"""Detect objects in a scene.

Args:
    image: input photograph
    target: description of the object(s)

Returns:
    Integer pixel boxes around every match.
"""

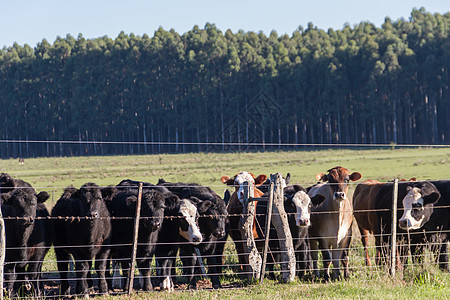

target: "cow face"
[287,185,326,227]
[140,190,166,232]
[316,166,361,202]
[221,171,267,204]
[78,183,104,219]
[2,189,38,244]
[399,183,440,230]
[197,197,227,239]
[178,199,202,245]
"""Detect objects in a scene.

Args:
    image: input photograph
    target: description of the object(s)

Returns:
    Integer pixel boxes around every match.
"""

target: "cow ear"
[293,184,303,192]
[101,186,117,202]
[316,173,327,182]
[221,175,234,186]
[409,177,417,181]
[350,172,362,181]
[423,192,440,205]
[285,173,291,185]
[157,178,166,185]
[1,192,11,204]
[198,200,212,214]
[406,186,413,191]
[126,196,137,206]
[255,174,267,186]
[37,191,50,203]
[310,194,325,207]
[223,189,231,205]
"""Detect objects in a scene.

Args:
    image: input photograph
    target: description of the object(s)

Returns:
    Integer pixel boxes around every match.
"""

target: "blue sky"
[1,0,449,48]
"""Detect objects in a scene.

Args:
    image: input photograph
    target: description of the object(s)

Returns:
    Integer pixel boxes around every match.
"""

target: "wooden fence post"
[239,182,262,280]
[127,182,143,295]
[391,178,398,277]
[260,181,274,282]
[269,173,296,282]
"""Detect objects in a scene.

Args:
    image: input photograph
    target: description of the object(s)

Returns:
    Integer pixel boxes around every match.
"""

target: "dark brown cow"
[220,171,267,270]
[353,179,384,266]
[353,178,417,266]
[307,166,361,280]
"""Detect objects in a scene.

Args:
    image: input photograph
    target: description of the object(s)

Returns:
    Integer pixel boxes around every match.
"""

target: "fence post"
[391,178,398,277]
[260,181,274,282]
[240,182,262,280]
[127,182,143,295]
[0,202,4,300]
[269,173,296,282]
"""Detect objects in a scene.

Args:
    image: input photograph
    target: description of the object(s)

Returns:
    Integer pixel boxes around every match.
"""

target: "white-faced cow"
[308,166,361,280]
[375,180,446,270]
[220,171,267,271]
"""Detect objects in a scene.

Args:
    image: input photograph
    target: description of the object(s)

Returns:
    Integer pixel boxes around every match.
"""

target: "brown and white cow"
[307,166,361,280]
[221,171,267,270]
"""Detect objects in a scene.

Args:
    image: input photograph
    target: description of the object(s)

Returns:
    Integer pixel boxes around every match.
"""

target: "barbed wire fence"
[0,176,448,298]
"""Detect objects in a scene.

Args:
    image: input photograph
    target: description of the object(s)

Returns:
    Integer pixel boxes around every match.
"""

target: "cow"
[157,180,228,288]
[51,183,112,296]
[375,180,446,270]
[307,166,361,280]
[352,179,385,266]
[353,178,418,266]
[220,171,267,274]
[255,183,325,279]
[154,197,203,292]
[0,174,50,295]
[107,187,166,291]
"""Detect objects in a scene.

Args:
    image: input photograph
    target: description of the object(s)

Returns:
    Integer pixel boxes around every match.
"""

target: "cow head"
[195,195,228,239]
[221,171,267,203]
[399,182,440,230]
[285,185,325,227]
[127,190,166,232]
[316,166,361,201]
[178,199,203,245]
[76,183,104,220]
[2,188,38,244]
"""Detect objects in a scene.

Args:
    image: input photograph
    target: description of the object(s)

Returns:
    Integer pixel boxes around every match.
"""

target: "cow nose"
[216,229,225,238]
[297,219,310,227]
[399,219,410,229]
[152,221,161,230]
[90,211,99,218]
[334,191,345,200]
[192,236,201,243]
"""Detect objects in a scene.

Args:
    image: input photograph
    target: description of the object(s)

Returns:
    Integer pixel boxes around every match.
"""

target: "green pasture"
[1,147,449,299]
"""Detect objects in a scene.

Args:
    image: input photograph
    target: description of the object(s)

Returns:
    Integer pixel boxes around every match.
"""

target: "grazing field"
[1,147,449,298]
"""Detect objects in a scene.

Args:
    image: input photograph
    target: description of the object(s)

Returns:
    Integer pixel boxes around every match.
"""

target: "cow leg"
[95,250,110,294]
[180,246,197,289]
[322,249,333,281]
[309,240,320,278]
[206,250,222,288]
[119,259,132,292]
[55,249,71,295]
[3,263,17,295]
[438,241,449,271]
[296,240,310,279]
[360,228,372,266]
[74,259,90,297]
[136,259,153,291]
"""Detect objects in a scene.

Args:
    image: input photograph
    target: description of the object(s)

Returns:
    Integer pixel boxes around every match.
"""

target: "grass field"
[1,147,449,298]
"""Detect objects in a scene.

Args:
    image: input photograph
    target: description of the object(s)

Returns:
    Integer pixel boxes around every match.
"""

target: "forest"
[0,8,449,158]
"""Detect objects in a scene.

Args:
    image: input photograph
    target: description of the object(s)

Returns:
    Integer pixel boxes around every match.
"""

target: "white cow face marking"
[179,200,203,245]
[291,191,312,227]
[399,187,425,230]
[234,171,256,204]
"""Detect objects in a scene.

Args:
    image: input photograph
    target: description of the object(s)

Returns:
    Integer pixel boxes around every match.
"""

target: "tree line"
[1,8,449,158]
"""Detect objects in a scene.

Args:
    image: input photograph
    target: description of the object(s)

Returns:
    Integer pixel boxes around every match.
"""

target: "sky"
[1,0,449,48]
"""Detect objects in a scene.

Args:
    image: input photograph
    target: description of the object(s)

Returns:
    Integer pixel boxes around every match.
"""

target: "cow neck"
[337,189,353,245]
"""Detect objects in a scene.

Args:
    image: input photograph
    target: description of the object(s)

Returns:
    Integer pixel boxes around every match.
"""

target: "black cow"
[157,179,228,288]
[375,180,448,270]
[1,188,48,294]
[107,187,166,291]
[154,196,203,292]
[255,184,325,279]
[0,172,32,194]
[51,183,112,296]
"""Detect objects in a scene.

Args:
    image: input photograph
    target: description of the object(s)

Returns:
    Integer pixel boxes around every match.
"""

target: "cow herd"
[0,167,449,297]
